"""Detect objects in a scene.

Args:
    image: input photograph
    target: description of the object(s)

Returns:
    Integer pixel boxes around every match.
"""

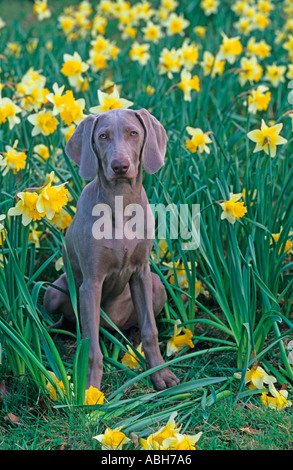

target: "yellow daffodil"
[89,85,133,114]
[58,91,86,126]
[0,214,6,246]
[238,56,263,86]
[180,39,199,70]
[159,47,181,79]
[46,371,71,401]
[261,384,292,410]
[28,109,58,136]
[0,97,21,129]
[33,0,51,21]
[177,69,200,101]
[248,85,271,114]
[185,127,212,154]
[247,119,287,158]
[166,259,190,287]
[121,343,144,369]
[235,365,277,389]
[167,320,194,357]
[129,42,150,66]
[201,51,225,77]
[200,0,220,16]
[140,411,179,450]
[61,52,89,89]
[33,144,50,161]
[28,224,43,247]
[193,26,207,38]
[218,33,243,64]
[51,207,74,230]
[0,142,27,175]
[61,124,76,142]
[36,171,69,220]
[93,427,130,450]
[8,191,45,226]
[6,41,21,57]
[142,21,163,43]
[163,431,202,450]
[164,12,189,36]
[84,386,105,405]
[264,63,286,87]
[271,231,293,255]
[220,192,247,224]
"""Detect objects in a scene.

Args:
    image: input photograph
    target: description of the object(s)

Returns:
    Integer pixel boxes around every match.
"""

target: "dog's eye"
[99,133,107,139]
[130,131,138,136]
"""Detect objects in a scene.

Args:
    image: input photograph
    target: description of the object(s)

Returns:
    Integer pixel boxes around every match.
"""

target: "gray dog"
[44,108,179,391]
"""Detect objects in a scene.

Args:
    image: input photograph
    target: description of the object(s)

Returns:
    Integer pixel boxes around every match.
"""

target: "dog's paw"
[151,367,180,391]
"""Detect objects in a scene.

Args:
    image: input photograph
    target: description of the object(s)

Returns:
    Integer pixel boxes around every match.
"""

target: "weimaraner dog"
[44,108,180,391]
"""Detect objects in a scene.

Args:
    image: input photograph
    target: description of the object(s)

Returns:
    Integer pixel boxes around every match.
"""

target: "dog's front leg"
[79,279,103,389]
[129,264,180,391]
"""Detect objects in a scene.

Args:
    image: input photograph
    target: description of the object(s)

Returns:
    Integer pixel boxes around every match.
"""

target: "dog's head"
[65,108,168,181]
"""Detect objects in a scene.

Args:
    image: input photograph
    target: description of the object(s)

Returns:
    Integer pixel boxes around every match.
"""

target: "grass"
[1,352,293,450]
[0,0,293,451]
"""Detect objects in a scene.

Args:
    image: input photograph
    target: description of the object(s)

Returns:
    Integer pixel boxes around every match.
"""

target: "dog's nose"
[111,158,130,175]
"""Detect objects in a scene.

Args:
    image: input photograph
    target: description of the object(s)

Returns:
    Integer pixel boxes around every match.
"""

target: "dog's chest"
[102,238,151,295]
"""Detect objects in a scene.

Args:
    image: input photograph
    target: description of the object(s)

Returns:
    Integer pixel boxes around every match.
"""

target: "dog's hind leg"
[44,273,77,331]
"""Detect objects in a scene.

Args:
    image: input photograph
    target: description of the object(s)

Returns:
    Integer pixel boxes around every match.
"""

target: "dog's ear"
[135,108,168,174]
[66,114,99,180]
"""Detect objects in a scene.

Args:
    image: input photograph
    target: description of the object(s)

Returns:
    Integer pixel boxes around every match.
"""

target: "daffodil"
[0,97,22,129]
[177,69,200,101]
[33,0,51,21]
[163,431,202,450]
[159,47,181,79]
[271,231,293,255]
[218,33,243,64]
[247,119,287,158]
[121,343,144,369]
[201,51,225,77]
[185,127,212,153]
[84,386,105,405]
[89,85,133,114]
[36,171,69,220]
[235,365,277,389]
[129,42,150,66]
[200,0,219,16]
[248,85,271,114]
[8,191,45,226]
[166,320,194,357]
[0,142,27,175]
[140,412,179,450]
[28,224,43,247]
[193,26,207,38]
[264,63,286,87]
[238,56,263,86]
[51,207,74,230]
[0,214,6,246]
[27,109,58,136]
[261,384,292,410]
[61,52,89,89]
[46,371,71,401]
[33,144,50,161]
[164,12,189,36]
[142,21,163,43]
[180,39,199,70]
[93,427,130,450]
[220,192,247,224]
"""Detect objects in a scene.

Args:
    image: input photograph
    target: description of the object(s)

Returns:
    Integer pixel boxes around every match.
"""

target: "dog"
[44,108,179,391]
